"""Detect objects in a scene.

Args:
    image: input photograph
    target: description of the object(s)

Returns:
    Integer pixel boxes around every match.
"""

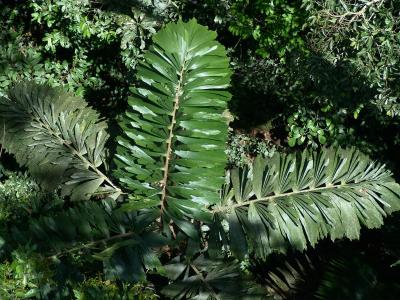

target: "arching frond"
[0,82,120,200]
[114,19,231,236]
[211,148,400,259]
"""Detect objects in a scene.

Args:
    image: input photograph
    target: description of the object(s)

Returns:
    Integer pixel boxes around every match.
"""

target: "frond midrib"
[160,57,187,213]
[213,180,375,213]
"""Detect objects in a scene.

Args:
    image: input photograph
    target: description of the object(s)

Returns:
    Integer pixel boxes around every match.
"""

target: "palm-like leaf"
[115,19,231,236]
[0,82,120,200]
[211,148,400,259]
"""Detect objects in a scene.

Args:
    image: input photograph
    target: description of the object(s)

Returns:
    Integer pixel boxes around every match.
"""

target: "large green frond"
[211,148,400,259]
[115,19,231,234]
[0,82,120,200]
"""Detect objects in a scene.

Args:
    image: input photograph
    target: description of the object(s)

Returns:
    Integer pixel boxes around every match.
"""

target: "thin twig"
[319,0,383,25]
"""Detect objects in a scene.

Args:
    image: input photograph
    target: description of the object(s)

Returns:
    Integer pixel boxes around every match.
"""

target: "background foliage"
[0,0,178,117]
[1,0,400,299]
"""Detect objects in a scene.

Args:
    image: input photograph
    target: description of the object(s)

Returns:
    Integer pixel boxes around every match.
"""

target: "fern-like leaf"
[211,148,400,259]
[115,19,231,236]
[0,82,120,200]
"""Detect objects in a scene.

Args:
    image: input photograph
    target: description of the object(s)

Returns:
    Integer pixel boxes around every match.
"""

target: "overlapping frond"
[14,199,163,282]
[115,19,231,235]
[161,255,266,300]
[211,148,400,259]
[0,82,120,200]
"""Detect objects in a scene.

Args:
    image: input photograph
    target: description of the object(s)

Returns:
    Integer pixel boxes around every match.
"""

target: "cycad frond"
[115,19,231,235]
[212,148,400,259]
[0,82,120,200]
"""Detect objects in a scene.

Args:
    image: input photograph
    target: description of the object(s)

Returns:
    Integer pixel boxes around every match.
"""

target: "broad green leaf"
[115,19,232,235]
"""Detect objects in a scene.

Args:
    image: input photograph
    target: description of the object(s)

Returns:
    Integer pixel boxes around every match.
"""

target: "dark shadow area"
[83,38,133,119]
[0,152,20,173]
[251,213,400,299]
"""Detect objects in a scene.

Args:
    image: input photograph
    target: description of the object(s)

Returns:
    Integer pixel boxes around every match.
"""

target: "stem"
[51,231,135,258]
[65,141,120,192]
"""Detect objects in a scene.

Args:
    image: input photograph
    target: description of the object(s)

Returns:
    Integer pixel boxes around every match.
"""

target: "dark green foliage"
[0,250,158,299]
[228,0,306,58]
[254,253,319,299]
[315,254,400,300]
[74,279,158,300]
[251,238,400,300]
[0,245,56,299]
[226,132,279,167]
[0,173,40,223]
[0,188,161,297]
[304,0,400,117]
[230,50,388,150]
[115,19,232,236]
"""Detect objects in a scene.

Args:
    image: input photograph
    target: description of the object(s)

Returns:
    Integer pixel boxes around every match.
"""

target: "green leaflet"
[115,19,232,233]
[212,148,400,259]
[0,82,120,200]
